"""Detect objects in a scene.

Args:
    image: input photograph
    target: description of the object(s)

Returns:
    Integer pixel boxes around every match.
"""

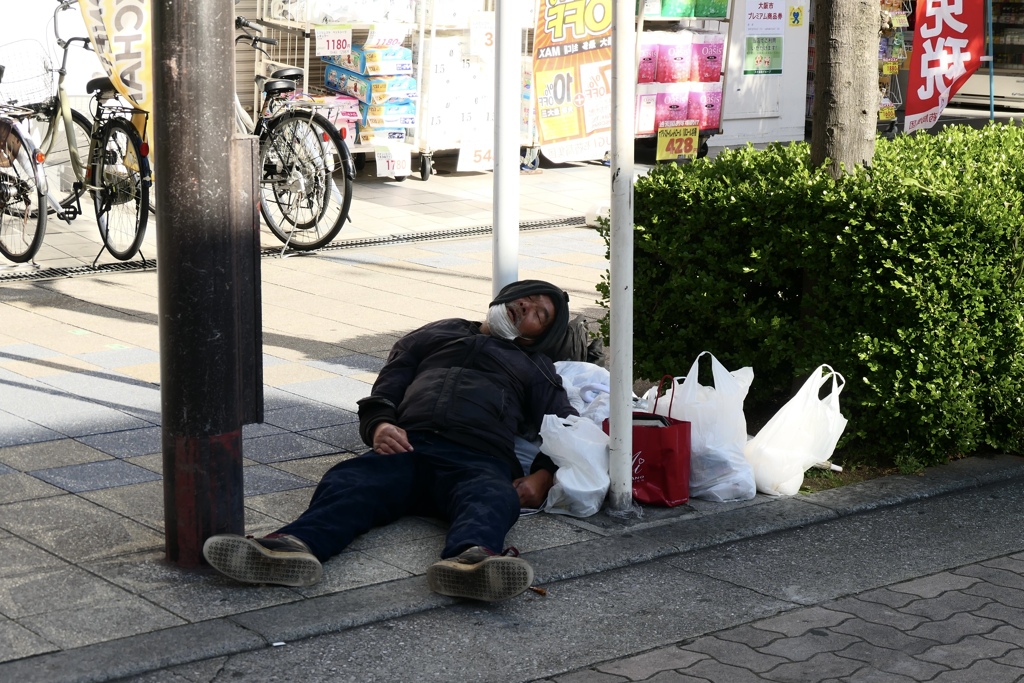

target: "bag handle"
[800,364,846,401]
[651,374,677,416]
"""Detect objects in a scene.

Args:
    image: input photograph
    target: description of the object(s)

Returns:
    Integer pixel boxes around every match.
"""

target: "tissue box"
[357,125,407,145]
[359,101,417,127]
[324,64,417,104]
[323,45,414,76]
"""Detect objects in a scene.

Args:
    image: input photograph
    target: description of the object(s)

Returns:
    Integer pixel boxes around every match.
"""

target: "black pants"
[277,431,522,562]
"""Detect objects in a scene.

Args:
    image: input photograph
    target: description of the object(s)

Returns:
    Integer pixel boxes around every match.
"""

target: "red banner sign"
[904,0,985,133]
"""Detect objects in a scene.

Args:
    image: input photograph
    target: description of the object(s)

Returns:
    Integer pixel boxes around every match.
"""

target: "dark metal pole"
[153,0,258,566]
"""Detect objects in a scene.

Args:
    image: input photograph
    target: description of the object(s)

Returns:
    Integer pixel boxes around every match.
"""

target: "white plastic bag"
[743,365,849,496]
[643,352,756,502]
[539,414,610,517]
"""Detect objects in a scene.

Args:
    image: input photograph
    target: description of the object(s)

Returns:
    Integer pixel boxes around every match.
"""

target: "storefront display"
[954,0,1024,108]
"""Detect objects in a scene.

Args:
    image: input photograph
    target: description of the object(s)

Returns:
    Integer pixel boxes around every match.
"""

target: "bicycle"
[235,16,355,252]
[0,0,151,263]
[0,97,47,263]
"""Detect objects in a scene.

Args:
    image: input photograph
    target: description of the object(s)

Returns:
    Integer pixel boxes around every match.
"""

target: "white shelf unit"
[634,5,734,149]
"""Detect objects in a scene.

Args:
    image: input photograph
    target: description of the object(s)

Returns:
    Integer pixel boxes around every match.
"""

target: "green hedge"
[598,124,1024,470]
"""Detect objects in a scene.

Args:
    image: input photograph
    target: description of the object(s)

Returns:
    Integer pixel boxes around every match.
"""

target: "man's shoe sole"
[427,555,534,602]
[203,535,322,587]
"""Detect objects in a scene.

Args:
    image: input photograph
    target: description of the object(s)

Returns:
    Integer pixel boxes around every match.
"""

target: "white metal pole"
[492,0,521,295]
[608,0,636,511]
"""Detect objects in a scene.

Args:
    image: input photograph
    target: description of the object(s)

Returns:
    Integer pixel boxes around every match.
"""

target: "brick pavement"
[545,556,1024,683]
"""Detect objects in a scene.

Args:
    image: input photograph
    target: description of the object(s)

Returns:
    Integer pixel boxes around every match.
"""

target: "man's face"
[507,294,555,343]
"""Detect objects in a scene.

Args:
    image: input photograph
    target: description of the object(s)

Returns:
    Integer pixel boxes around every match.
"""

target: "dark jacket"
[357,319,577,475]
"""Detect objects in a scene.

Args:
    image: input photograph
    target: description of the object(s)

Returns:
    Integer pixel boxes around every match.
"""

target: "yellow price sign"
[657,122,700,161]
[881,60,901,75]
[878,105,896,121]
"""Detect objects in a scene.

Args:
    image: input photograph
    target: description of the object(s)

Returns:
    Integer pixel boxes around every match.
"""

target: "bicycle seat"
[263,79,296,97]
[86,76,117,96]
[270,67,303,82]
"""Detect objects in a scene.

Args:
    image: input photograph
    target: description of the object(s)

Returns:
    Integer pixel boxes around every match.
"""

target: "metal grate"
[0,216,590,283]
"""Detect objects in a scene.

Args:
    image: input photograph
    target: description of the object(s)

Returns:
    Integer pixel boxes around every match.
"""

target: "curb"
[6,454,1023,683]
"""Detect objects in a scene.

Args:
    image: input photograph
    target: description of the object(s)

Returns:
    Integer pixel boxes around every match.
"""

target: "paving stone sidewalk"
[543,554,1024,683]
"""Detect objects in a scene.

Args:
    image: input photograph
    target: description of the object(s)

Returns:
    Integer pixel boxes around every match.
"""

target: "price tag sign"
[878,104,896,121]
[891,12,909,28]
[457,136,494,172]
[315,27,352,56]
[366,24,408,49]
[881,60,900,75]
[375,146,411,178]
[656,121,699,161]
[469,12,495,58]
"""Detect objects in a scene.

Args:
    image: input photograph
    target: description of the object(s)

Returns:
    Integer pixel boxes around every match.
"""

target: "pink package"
[637,42,659,83]
[655,32,693,83]
[654,84,691,130]
[690,32,725,82]
[635,84,660,135]
[688,82,722,130]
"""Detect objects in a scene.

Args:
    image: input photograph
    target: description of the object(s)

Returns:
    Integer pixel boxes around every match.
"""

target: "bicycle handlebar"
[235,16,261,31]
[235,16,277,54]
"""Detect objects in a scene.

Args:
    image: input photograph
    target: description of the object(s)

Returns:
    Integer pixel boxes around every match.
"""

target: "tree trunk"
[810,0,881,177]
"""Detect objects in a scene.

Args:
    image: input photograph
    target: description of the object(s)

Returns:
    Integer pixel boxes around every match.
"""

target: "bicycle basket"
[0,41,54,107]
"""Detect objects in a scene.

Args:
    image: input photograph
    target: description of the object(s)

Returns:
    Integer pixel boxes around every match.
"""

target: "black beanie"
[489,279,570,356]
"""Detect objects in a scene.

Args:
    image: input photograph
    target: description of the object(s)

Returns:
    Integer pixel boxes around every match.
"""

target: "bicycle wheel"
[259,111,352,251]
[0,120,46,263]
[91,117,149,260]
[35,107,91,211]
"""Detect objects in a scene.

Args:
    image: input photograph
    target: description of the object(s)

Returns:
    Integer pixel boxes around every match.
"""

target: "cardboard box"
[324,64,417,105]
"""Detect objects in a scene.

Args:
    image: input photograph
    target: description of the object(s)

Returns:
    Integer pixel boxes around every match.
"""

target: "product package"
[637,41,659,83]
[690,31,726,82]
[661,0,696,16]
[323,45,414,76]
[688,81,723,130]
[635,83,661,135]
[656,31,694,83]
[324,64,417,104]
[358,101,417,128]
[694,0,728,17]
[655,85,692,130]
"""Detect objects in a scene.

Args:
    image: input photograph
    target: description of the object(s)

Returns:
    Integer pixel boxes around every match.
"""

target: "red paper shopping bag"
[603,412,691,507]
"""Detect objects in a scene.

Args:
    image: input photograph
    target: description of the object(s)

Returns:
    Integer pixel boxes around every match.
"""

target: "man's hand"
[513,469,555,509]
[373,422,413,454]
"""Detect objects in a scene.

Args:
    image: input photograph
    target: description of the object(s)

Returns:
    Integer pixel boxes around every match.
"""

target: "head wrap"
[489,279,570,356]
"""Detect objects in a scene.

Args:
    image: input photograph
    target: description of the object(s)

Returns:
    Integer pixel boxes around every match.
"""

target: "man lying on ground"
[203,279,577,602]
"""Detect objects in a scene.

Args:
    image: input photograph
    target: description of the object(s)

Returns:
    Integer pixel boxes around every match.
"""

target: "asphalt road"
[109,478,1024,683]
